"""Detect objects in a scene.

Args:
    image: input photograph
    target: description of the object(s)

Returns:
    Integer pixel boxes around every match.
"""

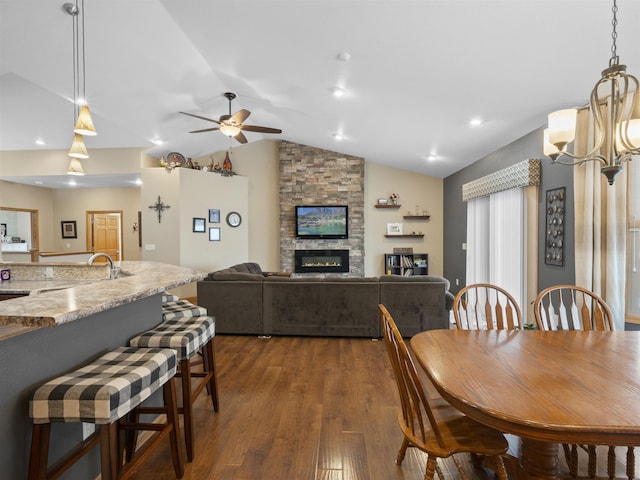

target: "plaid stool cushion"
[130,316,215,361]
[30,347,177,425]
[162,300,208,321]
[162,293,180,303]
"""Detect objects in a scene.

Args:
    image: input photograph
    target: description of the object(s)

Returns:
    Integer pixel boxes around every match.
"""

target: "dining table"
[410,329,640,480]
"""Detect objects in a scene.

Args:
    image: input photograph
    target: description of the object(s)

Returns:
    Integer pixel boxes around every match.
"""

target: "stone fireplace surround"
[279,141,365,276]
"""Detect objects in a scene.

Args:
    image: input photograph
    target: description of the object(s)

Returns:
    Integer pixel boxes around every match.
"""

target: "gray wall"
[443,127,575,296]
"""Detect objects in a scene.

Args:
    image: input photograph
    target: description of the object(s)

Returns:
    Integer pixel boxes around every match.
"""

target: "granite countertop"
[0,261,206,339]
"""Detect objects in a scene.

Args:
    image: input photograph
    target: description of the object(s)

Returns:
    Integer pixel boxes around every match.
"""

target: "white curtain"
[574,109,627,330]
[466,188,526,312]
[490,188,525,311]
[466,196,490,285]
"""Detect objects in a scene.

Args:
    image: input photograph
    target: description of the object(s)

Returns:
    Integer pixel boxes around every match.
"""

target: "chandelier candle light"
[544,0,640,185]
[64,0,97,174]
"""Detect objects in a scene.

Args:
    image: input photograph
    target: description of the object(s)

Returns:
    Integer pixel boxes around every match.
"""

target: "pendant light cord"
[610,0,619,66]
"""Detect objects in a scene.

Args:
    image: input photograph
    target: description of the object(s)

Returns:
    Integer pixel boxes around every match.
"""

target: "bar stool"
[162,299,208,322]
[129,315,218,461]
[29,347,184,480]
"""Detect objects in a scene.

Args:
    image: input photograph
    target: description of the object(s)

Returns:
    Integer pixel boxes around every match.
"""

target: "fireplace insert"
[294,249,349,273]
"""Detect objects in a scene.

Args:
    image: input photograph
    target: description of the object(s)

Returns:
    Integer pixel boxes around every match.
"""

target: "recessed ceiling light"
[333,132,344,140]
[331,86,347,97]
[337,52,351,62]
[150,137,164,146]
[35,139,45,145]
[469,117,483,127]
[425,153,437,161]
[68,179,77,186]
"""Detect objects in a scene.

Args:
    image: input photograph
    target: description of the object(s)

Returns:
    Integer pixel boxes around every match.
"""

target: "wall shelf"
[384,234,424,238]
[375,204,401,209]
[403,215,430,220]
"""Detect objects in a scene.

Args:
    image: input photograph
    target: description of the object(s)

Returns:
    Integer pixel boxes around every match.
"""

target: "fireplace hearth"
[295,249,349,273]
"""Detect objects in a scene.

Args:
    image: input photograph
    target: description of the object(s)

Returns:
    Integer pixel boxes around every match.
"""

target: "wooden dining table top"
[410,329,640,446]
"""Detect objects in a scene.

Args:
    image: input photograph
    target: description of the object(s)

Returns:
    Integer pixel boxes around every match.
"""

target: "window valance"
[462,159,541,202]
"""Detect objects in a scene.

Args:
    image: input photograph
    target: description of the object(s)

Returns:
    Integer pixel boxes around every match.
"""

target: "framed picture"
[0,223,6,237]
[193,217,206,233]
[61,220,77,239]
[386,223,403,235]
[209,227,220,241]
[209,209,220,223]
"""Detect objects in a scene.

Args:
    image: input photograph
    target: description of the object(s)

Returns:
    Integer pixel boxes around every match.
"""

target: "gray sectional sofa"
[197,263,454,337]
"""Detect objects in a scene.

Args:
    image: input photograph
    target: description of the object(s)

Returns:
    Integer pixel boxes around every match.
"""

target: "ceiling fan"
[179,92,282,144]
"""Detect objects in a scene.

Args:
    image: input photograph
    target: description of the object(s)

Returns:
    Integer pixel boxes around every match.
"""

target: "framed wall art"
[545,187,565,266]
[209,209,220,223]
[386,223,403,235]
[209,227,220,241]
[61,220,77,239]
[193,217,206,233]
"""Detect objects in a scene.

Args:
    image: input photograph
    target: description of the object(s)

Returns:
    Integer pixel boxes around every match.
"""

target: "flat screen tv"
[295,205,348,239]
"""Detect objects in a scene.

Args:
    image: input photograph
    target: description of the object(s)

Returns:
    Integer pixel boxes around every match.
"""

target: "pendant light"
[64,0,96,172]
[544,0,640,185]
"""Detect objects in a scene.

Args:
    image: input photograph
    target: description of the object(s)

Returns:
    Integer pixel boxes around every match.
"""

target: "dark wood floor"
[127,335,633,480]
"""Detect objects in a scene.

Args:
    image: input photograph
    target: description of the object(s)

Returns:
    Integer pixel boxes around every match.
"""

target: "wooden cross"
[149,195,170,223]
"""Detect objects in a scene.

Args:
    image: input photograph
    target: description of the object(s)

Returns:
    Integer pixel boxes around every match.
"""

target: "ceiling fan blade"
[230,109,251,124]
[189,127,221,134]
[240,125,283,134]
[234,131,248,144]
[179,111,221,124]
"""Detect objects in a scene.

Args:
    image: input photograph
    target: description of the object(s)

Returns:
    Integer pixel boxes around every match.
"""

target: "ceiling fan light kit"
[544,0,640,185]
[180,91,282,145]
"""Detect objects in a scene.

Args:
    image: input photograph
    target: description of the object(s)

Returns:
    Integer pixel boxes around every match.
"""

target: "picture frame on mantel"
[61,220,77,239]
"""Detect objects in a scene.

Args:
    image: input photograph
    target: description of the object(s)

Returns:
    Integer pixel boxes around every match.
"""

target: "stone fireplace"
[295,249,350,273]
[279,141,365,277]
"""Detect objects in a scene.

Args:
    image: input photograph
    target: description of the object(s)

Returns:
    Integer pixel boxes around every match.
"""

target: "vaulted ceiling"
[2,0,639,186]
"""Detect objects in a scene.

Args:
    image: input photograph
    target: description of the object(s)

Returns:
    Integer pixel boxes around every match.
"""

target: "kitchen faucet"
[87,253,117,279]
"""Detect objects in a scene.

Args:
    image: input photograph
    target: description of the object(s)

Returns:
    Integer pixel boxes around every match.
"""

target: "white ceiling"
[1,0,640,189]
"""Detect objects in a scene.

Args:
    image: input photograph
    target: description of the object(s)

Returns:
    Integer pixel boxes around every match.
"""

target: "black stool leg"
[28,423,50,480]
[204,338,219,412]
[165,378,185,478]
[180,357,195,461]
[100,422,118,480]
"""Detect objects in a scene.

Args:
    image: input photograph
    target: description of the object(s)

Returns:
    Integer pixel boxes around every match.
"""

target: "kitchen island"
[0,261,206,480]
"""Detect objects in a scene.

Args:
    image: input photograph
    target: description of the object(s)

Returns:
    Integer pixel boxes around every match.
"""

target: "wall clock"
[226,211,242,227]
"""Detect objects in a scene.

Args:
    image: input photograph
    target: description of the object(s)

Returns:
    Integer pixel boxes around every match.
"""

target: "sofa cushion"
[322,277,379,283]
[228,262,263,274]
[379,274,450,290]
[208,271,265,282]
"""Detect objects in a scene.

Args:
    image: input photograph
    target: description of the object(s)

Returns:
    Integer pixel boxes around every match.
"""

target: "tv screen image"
[295,205,348,239]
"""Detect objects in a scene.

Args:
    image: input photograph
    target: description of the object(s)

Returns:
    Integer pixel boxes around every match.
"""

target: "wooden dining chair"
[453,283,522,330]
[534,285,632,479]
[378,304,508,480]
[533,284,614,331]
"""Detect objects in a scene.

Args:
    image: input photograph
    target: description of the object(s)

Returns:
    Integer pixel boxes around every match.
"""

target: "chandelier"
[64,0,97,173]
[544,0,640,185]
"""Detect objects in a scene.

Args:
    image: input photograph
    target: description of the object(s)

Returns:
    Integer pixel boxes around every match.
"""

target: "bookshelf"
[384,253,429,276]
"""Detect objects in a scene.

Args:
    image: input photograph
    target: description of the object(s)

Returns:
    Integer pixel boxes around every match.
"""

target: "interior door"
[88,212,121,261]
